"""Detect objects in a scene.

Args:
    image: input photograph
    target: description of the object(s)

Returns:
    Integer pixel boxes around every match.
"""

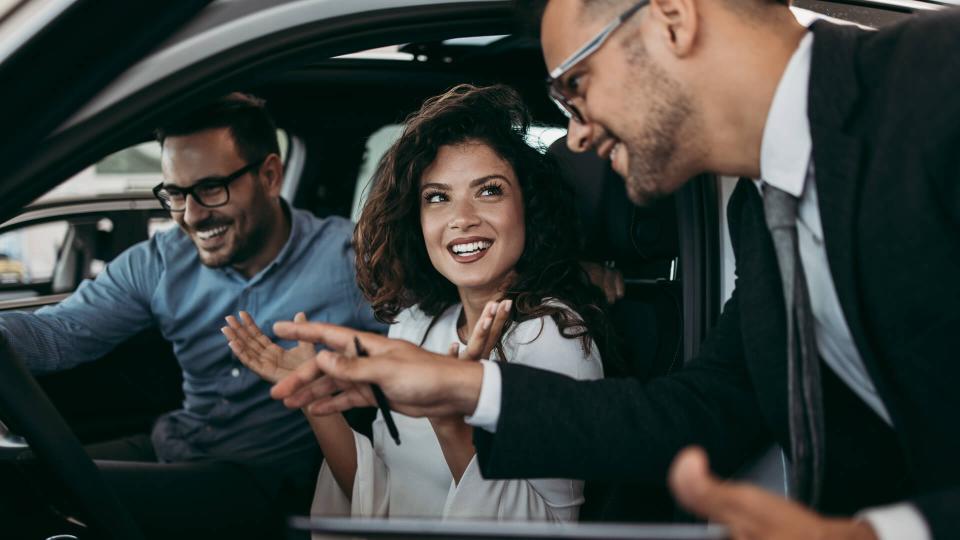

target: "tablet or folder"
[290,517,729,539]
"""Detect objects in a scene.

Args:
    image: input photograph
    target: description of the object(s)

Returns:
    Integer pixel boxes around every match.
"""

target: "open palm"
[223,311,315,383]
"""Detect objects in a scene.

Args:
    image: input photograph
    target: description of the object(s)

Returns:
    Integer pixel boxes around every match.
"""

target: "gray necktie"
[762,184,825,508]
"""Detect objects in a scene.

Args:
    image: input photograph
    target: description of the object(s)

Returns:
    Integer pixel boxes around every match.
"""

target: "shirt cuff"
[463,360,501,433]
[858,503,931,540]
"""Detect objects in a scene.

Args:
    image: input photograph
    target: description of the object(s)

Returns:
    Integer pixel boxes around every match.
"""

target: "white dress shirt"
[467,31,930,540]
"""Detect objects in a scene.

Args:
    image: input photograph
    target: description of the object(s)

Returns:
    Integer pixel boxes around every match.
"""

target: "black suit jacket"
[475,12,960,538]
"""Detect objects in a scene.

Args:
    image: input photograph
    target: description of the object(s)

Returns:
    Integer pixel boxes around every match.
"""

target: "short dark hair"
[156,92,280,163]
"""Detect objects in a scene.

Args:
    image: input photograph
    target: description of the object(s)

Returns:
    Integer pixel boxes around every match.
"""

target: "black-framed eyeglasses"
[153,158,266,212]
[546,0,649,124]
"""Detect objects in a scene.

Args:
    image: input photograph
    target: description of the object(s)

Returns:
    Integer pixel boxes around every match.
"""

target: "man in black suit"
[269,1,959,538]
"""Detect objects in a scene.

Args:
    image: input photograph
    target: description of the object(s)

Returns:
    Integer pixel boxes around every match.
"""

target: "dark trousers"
[87,434,320,540]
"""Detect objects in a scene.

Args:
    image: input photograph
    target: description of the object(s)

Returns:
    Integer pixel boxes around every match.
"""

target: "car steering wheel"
[0,335,144,539]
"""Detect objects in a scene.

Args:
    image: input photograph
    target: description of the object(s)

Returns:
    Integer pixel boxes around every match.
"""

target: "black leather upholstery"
[548,137,682,381]
[548,136,682,522]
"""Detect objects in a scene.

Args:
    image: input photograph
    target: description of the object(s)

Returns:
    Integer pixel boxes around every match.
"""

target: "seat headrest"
[548,136,678,263]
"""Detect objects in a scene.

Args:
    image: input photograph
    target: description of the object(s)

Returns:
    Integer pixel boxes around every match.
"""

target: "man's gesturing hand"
[669,446,878,540]
[269,321,484,419]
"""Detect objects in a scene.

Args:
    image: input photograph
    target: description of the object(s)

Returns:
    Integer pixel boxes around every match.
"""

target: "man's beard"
[222,219,270,269]
[619,40,697,205]
[190,209,272,270]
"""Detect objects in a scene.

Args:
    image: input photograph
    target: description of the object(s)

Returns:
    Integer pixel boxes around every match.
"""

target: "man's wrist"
[445,358,484,416]
[823,518,878,540]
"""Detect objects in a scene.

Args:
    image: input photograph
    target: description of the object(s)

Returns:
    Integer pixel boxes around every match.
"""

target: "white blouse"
[310,302,604,522]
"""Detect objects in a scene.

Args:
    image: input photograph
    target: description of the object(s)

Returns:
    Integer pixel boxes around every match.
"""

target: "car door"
[0,3,213,539]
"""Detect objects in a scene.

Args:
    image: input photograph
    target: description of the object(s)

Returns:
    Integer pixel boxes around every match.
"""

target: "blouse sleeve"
[311,306,434,523]
[443,313,604,521]
[310,429,391,519]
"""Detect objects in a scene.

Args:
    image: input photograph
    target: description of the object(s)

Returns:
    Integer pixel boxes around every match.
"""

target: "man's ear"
[262,153,284,197]
[649,0,699,58]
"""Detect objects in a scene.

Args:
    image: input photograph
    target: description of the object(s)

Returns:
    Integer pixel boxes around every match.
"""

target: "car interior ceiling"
[11,33,689,526]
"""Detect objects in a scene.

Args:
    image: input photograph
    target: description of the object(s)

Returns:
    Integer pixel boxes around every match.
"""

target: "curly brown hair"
[355,84,617,366]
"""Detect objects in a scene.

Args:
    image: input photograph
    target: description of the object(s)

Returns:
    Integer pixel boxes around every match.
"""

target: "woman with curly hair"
[224,83,615,521]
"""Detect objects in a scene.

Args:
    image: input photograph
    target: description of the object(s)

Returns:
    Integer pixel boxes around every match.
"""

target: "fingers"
[482,299,512,357]
[283,372,345,408]
[613,268,625,301]
[603,270,615,304]
[292,311,312,349]
[271,351,325,399]
[581,261,624,304]
[670,446,831,540]
[271,348,378,400]
[225,314,267,356]
[462,302,497,360]
[271,351,377,414]
[238,311,274,350]
[447,342,461,357]
[603,267,626,304]
[461,300,512,360]
[668,446,757,526]
[222,322,264,366]
[274,321,385,353]
[222,326,258,366]
[669,446,717,513]
[306,387,376,416]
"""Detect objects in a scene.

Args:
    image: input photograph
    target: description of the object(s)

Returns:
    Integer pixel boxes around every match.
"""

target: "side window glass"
[37,130,290,203]
[0,221,69,299]
[351,125,405,222]
[148,217,177,238]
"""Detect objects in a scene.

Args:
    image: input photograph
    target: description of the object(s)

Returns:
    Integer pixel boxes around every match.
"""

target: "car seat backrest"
[548,136,683,523]
[548,136,682,381]
[548,138,679,264]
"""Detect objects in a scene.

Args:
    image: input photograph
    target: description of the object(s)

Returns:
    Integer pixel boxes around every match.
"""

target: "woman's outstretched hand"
[222,311,315,383]
[446,300,512,360]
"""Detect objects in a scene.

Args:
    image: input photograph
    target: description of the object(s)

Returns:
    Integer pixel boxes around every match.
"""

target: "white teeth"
[451,240,492,255]
[196,225,228,240]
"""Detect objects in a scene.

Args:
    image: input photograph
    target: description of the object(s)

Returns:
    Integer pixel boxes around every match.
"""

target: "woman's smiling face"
[419,141,525,295]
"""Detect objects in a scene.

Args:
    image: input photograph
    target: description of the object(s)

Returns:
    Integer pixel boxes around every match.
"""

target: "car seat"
[548,136,681,522]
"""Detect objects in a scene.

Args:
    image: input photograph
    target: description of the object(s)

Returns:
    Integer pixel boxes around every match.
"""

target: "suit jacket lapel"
[807,22,878,371]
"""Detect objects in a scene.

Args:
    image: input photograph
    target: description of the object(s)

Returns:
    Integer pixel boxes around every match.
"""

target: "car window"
[0,219,68,289]
[0,129,291,299]
[0,209,174,304]
[349,124,567,222]
[37,129,290,203]
[149,216,178,237]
